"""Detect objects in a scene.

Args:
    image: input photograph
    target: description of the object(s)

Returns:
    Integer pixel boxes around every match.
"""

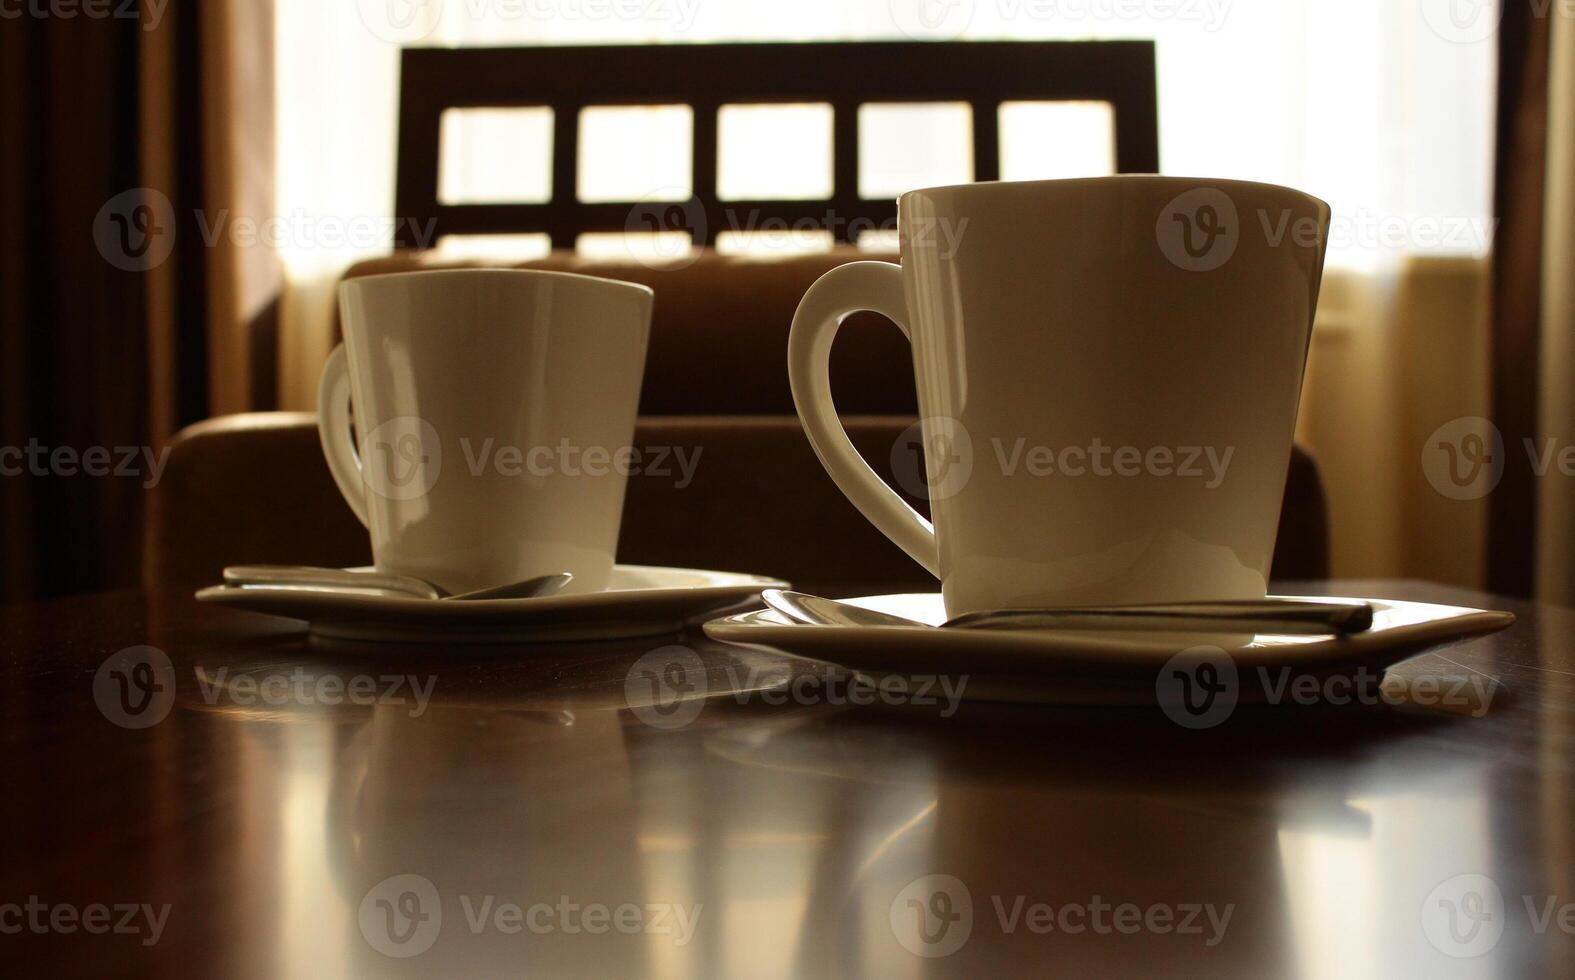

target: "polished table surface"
[1,580,1571,978]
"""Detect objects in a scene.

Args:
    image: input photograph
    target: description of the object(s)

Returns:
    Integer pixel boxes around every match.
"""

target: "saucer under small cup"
[198,564,788,642]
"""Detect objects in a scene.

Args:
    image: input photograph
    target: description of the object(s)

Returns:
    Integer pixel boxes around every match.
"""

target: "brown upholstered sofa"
[145,247,1328,596]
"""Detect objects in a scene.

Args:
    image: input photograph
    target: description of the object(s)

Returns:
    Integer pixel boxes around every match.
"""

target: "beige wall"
[1299,258,1492,588]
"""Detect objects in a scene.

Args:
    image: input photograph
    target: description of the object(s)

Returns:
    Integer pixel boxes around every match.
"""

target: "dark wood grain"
[1,580,1569,977]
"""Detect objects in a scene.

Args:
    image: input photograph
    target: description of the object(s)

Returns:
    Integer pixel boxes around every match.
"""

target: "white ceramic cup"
[789,176,1331,617]
[320,269,653,596]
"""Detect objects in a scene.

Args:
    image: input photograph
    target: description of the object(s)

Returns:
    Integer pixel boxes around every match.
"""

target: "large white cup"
[320,269,653,595]
[789,176,1331,617]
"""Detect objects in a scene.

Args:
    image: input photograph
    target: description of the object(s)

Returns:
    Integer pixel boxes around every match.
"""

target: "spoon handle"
[222,565,442,600]
[945,599,1374,634]
[446,572,573,601]
[761,589,924,628]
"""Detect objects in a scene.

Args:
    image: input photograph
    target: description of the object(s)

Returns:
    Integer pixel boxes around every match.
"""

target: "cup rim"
[339,266,655,301]
[898,174,1331,215]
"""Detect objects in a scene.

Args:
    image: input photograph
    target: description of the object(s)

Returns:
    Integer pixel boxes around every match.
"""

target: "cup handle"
[787,261,939,577]
[316,344,369,527]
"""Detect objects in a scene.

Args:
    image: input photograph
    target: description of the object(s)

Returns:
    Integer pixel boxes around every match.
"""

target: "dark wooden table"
[2,580,1571,978]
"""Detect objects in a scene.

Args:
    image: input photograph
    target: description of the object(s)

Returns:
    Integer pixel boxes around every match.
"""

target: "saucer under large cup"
[703,593,1514,705]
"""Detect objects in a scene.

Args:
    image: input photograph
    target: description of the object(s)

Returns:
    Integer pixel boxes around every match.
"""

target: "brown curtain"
[1540,16,1575,603]
[142,0,280,437]
[0,0,276,600]
[1489,0,1554,597]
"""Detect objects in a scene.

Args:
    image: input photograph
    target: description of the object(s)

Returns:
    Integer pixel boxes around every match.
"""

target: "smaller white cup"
[320,269,653,595]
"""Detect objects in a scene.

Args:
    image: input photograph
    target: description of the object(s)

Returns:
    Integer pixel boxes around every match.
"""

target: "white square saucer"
[703,594,1515,705]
